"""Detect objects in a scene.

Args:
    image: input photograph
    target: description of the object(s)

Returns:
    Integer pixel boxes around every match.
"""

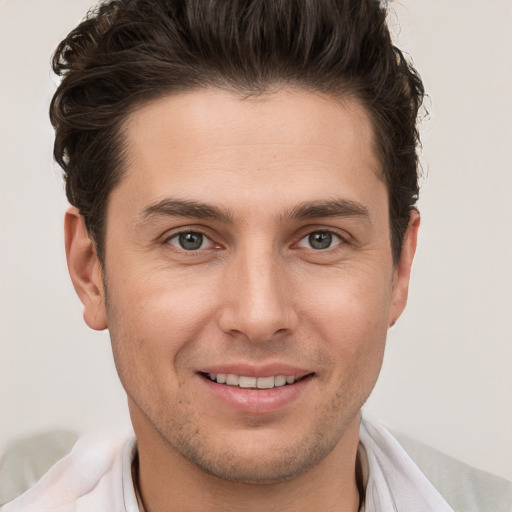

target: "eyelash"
[164,228,347,253]
[295,230,345,251]
[165,231,218,251]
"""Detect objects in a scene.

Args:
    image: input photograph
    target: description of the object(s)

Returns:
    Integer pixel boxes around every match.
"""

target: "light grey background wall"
[1,0,511,481]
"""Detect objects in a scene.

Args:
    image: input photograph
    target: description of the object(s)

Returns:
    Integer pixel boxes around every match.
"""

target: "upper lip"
[197,364,313,379]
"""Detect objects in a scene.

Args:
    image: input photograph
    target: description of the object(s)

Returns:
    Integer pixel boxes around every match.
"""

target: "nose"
[218,246,298,343]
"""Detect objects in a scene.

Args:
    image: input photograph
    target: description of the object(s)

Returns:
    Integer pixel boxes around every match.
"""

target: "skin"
[65,88,419,512]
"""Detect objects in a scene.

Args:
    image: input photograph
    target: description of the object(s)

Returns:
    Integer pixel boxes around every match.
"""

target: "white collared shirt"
[359,419,454,511]
[0,420,461,512]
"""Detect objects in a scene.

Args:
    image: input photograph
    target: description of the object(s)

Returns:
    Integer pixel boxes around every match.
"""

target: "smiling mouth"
[201,373,311,389]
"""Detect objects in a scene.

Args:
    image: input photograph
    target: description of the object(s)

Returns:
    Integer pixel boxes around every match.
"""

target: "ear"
[388,210,420,327]
[64,207,108,331]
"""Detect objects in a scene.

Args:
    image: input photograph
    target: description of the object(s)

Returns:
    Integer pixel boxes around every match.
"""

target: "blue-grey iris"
[179,232,203,250]
[309,232,332,250]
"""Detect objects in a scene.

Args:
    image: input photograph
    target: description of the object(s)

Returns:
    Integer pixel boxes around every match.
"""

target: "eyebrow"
[282,199,371,223]
[140,198,234,223]
[139,198,370,225]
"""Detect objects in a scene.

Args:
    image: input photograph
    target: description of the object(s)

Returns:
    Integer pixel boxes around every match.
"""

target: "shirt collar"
[122,419,455,512]
[359,419,455,512]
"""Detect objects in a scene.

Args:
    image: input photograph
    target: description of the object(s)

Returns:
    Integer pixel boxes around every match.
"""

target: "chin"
[185,447,326,485]
[158,421,345,485]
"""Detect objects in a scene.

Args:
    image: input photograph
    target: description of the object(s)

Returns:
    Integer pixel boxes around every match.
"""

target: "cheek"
[303,266,393,333]
[105,267,221,370]
[300,268,392,371]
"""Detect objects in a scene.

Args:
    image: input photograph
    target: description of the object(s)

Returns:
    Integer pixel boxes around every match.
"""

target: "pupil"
[309,232,332,250]
[179,232,203,250]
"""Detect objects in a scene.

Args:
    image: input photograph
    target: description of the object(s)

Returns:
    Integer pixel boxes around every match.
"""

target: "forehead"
[115,87,385,222]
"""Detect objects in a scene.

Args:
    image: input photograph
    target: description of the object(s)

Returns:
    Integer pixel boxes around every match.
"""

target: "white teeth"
[256,376,275,389]
[208,373,300,388]
[239,376,257,388]
[274,375,287,387]
[226,374,239,386]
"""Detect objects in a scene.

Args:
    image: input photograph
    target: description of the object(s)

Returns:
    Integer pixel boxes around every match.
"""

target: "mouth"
[198,368,314,413]
[200,372,310,389]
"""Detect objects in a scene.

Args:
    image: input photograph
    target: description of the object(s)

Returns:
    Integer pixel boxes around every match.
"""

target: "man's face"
[85,88,415,483]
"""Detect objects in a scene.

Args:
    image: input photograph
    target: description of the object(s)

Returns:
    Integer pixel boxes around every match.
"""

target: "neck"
[133,415,362,512]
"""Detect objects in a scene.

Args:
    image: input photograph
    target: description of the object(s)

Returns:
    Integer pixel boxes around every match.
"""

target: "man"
[1,0,511,511]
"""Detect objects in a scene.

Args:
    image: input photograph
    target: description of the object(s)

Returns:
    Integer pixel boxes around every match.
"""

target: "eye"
[296,231,343,250]
[167,231,214,251]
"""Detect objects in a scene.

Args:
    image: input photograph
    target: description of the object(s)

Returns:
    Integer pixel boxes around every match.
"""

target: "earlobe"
[388,210,420,327]
[64,207,108,331]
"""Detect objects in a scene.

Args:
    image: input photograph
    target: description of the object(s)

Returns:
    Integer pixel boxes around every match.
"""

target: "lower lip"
[200,374,313,414]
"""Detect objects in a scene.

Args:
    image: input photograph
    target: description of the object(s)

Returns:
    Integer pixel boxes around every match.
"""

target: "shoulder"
[391,429,512,512]
[0,429,78,506]
[0,429,135,512]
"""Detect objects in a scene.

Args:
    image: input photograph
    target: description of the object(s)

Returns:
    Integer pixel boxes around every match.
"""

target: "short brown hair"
[50,0,424,264]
